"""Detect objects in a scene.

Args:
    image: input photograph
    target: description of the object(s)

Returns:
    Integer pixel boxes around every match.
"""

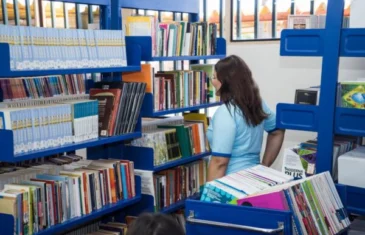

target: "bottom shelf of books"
[186,165,351,235]
[0,159,142,235]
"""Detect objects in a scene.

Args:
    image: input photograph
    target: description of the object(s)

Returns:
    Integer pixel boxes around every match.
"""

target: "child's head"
[127,213,185,235]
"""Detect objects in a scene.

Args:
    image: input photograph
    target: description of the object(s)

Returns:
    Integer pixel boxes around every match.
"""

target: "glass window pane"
[92,5,99,25]
[238,0,255,40]
[199,0,204,21]
[146,10,158,19]
[163,61,174,71]
[18,0,26,25]
[65,3,76,29]
[258,0,272,39]
[161,11,173,22]
[53,2,64,28]
[207,0,220,37]
[276,0,291,38]
[7,0,16,25]
[79,4,88,29]
[29,0,37,26]
[314,0,327,15]
[295,0,310,15]
[43,0,52,27]
[182,13,189,21]
[0,0,3,24]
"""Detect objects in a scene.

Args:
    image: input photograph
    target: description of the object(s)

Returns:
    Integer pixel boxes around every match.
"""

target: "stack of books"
[0,74,88,101]
[90,81,146,136]
[0,158,136,234]
[0,25,127,71]
[282,136,358,180]
[237,172,350,235]
[130,114,209,166]
[125,16,218,57]
[200,165,294,204]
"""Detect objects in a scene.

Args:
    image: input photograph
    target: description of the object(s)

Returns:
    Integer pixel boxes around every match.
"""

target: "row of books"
[281,136,358,180]
[0,158,136,235]
[125,16,218,57]
[0,25,127,71]
[200,165,294,204]
[153,158,208,211]
[122,64,219,112]
[130,114,209,166]
[0,99,99,154]
[90,81,146,136]
[237,172,350,235]
[0,74,88,101]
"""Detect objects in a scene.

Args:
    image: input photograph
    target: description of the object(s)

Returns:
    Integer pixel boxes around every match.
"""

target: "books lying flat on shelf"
[0,158,136,235]
[0,74,88,101]
[64,220,129,235]
[282,136,358,180]
[123,64,219,113]
[130,114,209,166]
[125,16,218,57]
[338,146,365,188]
[0,99,99,154]
[237,172,350,235]
[90,81,146,136]
[200,165,293,204]
[0,25,127,71]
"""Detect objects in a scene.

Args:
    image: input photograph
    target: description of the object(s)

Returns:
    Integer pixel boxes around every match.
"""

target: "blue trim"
[211,152,231,158]
[266,127,279,134]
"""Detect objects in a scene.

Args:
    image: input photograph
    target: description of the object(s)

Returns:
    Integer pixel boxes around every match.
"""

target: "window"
[231,0,351,41]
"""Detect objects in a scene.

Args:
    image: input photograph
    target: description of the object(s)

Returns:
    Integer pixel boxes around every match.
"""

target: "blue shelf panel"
[0,176,142,235]
[126,36,226,62]
[0,130,141,162]
[335,107,365,137]
[336,184,365,216]
[276,103,319,132]
[185,200,292,235]
[140,93,222,117]
[0,42,141,78]
[160,193,200,214]
[340,28,365,57]
[123,146,210,172]
[280,29,325,56]
[118,0,199,13]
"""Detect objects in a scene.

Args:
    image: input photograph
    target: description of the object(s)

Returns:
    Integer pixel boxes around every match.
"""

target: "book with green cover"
[158,124,192,157]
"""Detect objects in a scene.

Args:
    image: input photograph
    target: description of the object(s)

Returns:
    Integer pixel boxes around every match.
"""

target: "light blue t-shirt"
[206,102,276,175]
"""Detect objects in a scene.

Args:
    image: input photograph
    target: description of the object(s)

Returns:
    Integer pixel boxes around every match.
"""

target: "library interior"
[0,0,364,234]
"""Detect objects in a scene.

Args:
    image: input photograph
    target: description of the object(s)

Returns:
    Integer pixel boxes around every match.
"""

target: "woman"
[207,55,285,181]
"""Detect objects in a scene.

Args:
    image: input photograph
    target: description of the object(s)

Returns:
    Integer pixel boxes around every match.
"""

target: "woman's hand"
[207,156,229,181]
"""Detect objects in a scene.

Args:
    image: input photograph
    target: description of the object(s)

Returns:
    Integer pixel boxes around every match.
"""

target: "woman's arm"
[207,156,229,181]
[262,129,285,167]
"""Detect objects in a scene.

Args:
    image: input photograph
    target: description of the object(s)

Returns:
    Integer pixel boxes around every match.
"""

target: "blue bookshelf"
[140,93,222,117]
[277,0,365,218]
[0,176,142,235]
[0,130,141,162]
[0,42,141,78]
[123,146,210,172]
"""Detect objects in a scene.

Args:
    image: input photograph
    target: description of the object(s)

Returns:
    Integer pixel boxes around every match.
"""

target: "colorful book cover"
[237,191,289,211]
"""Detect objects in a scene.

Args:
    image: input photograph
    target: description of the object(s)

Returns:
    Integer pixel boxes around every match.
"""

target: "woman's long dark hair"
[215,55,268,126]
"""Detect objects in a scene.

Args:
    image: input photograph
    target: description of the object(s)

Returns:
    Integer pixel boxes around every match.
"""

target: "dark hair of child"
[127,213,185,235]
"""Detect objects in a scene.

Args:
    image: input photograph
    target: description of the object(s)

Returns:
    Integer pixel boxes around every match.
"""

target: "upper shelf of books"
[0,25,141,78]
[280,28,365,57]
[125,17,226,62]
[118,0,199,14]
